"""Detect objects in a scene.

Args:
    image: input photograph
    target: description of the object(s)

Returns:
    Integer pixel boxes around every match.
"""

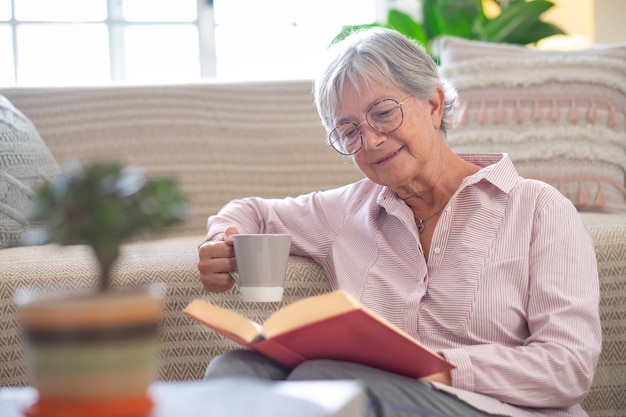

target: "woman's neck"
[398,153,480,216]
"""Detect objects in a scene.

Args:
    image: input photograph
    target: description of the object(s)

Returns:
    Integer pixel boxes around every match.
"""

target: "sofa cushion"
[578,212,626,414]
[0,96,60,248]
[438,37,626,212]
[0,235,330,385]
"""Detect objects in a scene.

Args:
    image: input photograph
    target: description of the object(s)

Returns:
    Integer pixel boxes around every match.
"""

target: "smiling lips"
[374,146,404,164]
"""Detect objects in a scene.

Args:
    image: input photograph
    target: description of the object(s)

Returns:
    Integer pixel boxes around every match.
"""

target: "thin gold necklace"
[415,203,448,234]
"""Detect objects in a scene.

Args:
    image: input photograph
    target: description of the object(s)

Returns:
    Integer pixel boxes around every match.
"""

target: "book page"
[183,299,262,343]
[261,291,360,338]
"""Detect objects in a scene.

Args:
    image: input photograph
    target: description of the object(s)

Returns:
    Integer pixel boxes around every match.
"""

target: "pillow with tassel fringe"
[438,37,626,212]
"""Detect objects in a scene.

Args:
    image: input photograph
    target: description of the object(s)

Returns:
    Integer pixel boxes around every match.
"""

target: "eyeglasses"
[329,98,409,155]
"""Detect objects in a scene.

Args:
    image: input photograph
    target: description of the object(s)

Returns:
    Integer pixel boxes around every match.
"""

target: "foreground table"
[0,379,366,417]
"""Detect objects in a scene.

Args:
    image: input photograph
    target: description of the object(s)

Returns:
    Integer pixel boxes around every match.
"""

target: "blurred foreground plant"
[26,160,188,292]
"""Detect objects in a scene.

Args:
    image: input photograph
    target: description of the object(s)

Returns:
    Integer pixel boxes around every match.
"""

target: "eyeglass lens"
[329,98,404,155]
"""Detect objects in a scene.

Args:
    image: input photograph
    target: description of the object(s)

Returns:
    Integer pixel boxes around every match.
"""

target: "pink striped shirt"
[206,153,601,417]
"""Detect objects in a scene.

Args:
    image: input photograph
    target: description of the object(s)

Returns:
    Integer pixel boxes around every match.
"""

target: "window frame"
[2,0,385,86]
[2,0,216,85]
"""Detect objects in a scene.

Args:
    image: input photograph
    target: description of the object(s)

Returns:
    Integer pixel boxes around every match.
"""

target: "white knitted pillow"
[0,95,60,248]
[438,37,626,212]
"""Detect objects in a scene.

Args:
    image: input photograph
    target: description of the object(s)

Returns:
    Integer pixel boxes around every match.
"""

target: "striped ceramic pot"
[16,283,165,417]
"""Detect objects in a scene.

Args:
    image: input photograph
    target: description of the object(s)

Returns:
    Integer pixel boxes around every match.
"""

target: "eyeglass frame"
[328,97,411,156]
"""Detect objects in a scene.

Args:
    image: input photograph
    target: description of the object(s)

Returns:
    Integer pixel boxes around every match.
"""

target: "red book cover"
[183,290,454,379]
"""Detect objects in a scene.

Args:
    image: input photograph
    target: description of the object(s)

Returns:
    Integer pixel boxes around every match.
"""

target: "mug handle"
[228,271,240,284]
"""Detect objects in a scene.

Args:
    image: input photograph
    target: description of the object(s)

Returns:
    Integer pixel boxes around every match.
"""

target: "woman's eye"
[374,108,394,120]
[342,128,359,140]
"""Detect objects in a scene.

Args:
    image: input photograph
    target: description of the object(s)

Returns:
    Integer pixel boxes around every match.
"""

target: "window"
[213,0,376,81]
[1,0,378,86]
[1,0,204,86]
[0,23,13,85]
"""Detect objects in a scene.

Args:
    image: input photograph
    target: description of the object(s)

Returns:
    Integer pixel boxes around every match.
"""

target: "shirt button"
[445,206,451,212]
[434,247,441,254]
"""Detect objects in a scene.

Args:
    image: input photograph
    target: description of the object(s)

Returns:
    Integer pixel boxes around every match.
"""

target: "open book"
[183,290,454,379]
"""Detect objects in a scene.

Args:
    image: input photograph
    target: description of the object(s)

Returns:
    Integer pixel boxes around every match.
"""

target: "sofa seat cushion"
[578,212,626,414]
[438,37,626,213]
[0,235,329,386]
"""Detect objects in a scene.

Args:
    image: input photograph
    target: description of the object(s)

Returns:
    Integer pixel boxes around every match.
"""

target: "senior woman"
[197,28,601,417]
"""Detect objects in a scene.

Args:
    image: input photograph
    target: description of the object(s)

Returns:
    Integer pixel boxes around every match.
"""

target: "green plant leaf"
[481,0,559,43]
[427,0,482,40]
[329,23,383,46]
[386,9,429,47]
[328,0,567,59]
[501,20,566,44]
[422,0,442,39]
[423,0,452,39]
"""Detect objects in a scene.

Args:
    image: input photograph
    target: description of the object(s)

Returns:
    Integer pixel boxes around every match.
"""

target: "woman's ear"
[428,85,445,130]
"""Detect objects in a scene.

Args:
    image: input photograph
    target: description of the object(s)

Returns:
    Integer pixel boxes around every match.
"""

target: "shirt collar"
[376,153,520,209]
[458,153,519,194]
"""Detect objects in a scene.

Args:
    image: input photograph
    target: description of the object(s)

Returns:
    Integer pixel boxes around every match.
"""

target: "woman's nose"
[360,123,386,150]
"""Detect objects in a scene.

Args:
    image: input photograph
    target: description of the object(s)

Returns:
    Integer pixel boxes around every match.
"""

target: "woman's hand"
[419,370,451,385]
[197,226,239,293]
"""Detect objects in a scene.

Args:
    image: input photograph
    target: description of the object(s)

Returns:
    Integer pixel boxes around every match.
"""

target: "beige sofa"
[0,80,624,417]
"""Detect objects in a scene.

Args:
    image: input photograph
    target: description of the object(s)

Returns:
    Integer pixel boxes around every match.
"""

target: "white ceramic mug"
[230,234,291,302]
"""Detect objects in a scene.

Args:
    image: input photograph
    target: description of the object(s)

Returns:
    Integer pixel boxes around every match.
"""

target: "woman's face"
[335,78,444,191]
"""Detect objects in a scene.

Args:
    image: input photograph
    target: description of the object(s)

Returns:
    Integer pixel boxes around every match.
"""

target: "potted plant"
[331,0,566,61]
[16,160,188,417]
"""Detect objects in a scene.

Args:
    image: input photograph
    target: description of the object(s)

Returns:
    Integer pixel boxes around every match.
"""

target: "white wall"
[535,0,625,45]
[594,0,626,43]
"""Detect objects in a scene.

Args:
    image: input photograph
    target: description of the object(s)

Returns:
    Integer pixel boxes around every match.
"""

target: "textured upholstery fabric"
[580,213,626,415]
[0,81,623,417]
[0,82,364,241]
[438,37,626,213]
[0,96,60,248]
[0,80,360,387]
[0,237,329,386]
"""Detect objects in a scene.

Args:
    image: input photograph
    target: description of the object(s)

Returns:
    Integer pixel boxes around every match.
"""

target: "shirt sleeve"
[439,197,602,408]
[205,185,357,262]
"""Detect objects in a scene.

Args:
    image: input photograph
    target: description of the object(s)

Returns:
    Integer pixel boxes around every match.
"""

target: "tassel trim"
[540,174,626,210]
[457,95,625,132]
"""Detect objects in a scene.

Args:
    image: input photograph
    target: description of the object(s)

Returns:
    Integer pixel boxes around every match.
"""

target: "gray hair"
[314,28,458,135]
